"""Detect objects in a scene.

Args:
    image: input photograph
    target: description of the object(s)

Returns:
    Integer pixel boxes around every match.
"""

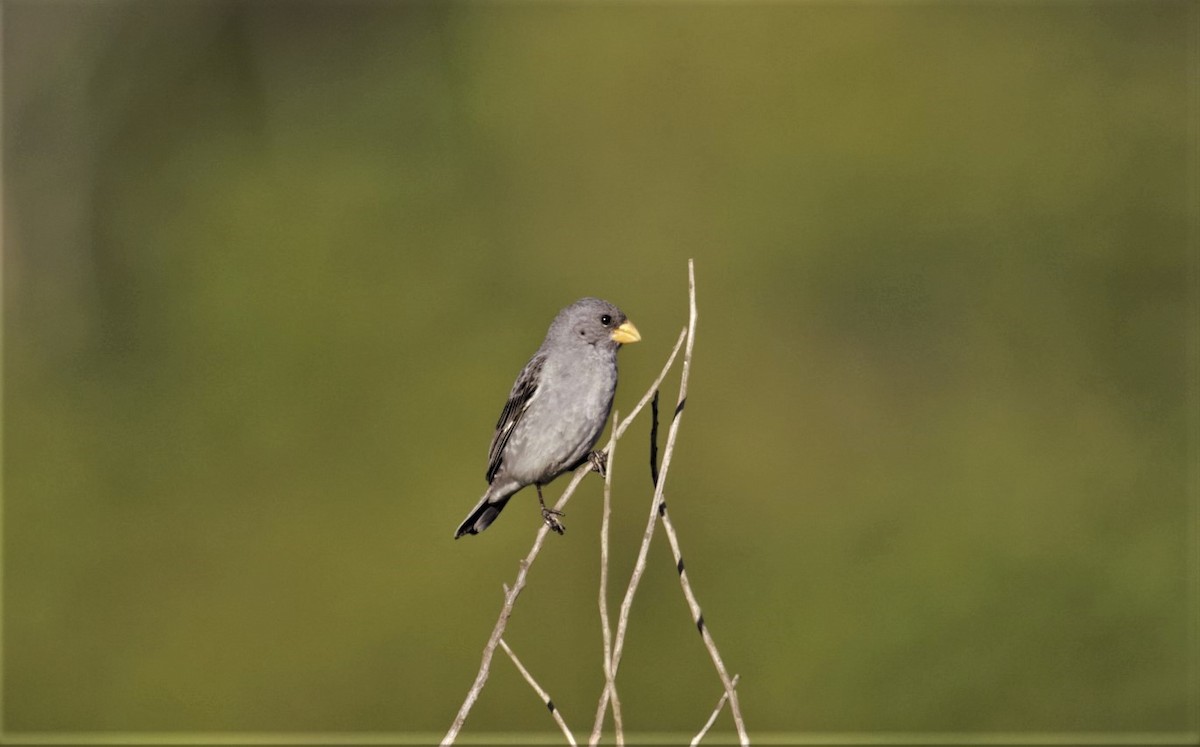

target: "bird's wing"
[486,353,546,483]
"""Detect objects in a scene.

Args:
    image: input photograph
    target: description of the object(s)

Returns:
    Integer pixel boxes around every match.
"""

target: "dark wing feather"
[486,353,545,482]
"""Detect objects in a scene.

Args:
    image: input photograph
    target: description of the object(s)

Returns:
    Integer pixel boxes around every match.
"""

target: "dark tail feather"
[454,491,513,539]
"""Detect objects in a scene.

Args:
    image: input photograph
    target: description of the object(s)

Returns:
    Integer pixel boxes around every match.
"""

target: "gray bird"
[454,298,641,538]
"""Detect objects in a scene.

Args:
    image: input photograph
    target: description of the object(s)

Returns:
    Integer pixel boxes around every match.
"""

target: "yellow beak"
[610,320,641,344]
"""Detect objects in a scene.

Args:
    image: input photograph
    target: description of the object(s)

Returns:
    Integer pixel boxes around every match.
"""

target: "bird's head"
[550,297,641,350]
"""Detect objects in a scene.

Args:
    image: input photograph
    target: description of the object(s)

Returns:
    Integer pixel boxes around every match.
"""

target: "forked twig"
[591,260,701,745]
[498,638,577,746]
[441,526,554,746]
[592,260,750,747]
[441,325,687,745]
[691,674,740,746]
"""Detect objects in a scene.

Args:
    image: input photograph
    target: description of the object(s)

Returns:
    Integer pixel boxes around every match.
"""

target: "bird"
[454,297,641,538]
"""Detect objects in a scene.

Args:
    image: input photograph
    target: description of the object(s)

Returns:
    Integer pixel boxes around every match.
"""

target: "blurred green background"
[3,0,1196,740]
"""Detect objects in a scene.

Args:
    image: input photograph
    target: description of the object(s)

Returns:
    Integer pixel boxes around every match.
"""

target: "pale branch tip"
[691,674,741,747]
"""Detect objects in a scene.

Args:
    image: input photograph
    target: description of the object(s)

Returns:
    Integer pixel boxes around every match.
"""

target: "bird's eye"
[600,314,612,326]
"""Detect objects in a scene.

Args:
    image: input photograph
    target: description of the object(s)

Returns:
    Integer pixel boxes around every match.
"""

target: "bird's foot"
[536,483,565,534]
[588,450,608,477]
[541,506,566,535]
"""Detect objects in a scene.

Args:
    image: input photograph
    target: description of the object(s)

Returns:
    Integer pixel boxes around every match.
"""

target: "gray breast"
[503,348,617,484]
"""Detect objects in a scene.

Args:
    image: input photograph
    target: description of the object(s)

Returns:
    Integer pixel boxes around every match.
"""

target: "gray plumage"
[454,297,640,538]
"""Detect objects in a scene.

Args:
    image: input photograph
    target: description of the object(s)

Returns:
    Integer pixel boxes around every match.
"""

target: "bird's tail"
[454,488,514,539]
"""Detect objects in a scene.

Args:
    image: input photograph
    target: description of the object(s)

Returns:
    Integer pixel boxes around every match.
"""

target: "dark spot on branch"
[650,390,661,486]
[674,396,687,420]
[696,613,706,634]
[676,558,685,575]
[546,699,556,714]
[658,500,667,517]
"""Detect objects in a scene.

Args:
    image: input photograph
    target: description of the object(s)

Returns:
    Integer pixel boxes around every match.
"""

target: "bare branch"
[592,259,701,744]
[691,674,740,747]
[659,506,749,744]
[598,413,624,746]
[441,545,544,745]
[658,261,749,745]
[497,638,577,746]
[591,260,749,746]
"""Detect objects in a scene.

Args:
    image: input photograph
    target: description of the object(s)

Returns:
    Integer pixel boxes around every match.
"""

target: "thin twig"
[498,638,577,746]
[442,322,687,745]
[598,413,624,746]
[591,259,701,745]
[691,674,740,747]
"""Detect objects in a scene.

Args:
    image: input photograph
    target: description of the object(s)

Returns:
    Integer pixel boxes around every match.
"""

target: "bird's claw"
[588,450,608,477]
[541,507,566,535]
